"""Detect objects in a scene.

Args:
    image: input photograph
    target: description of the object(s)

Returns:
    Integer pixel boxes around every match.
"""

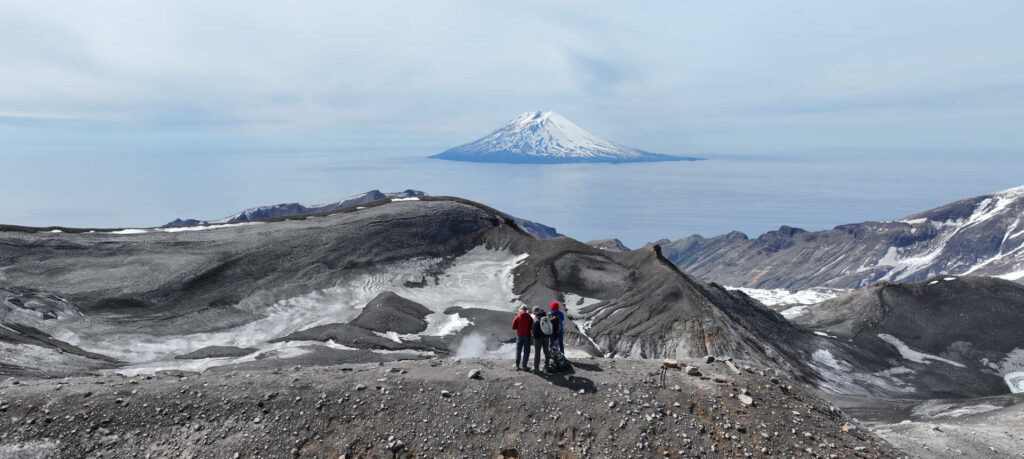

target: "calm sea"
[3,147,1022,248]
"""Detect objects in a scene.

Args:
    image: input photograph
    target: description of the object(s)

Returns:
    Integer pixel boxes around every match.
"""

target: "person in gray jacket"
[530,307,552,372]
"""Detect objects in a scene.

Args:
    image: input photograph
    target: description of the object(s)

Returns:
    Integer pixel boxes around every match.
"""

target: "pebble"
[468,369,482,380]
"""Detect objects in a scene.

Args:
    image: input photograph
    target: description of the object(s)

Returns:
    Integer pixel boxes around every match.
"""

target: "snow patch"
[373,331,403,343]
[110,229,148,235]
[1005,371,1024,394]
[390,197,420,202]
[996,348,1024,375]
[562,293,602,316]
[876,366,915,377]
[732,287,845,307]
[912,402,1003,419]
[420,312,471,337]
[781,305,809,319]
[877,334,965,367]
[562,293,604,353]
[158,222,262,232]
[812,349,841,368]
[808,349,916,395]
[996,270,1024,281]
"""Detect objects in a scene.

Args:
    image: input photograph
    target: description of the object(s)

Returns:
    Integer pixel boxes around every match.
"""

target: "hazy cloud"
[1,1,1022,153]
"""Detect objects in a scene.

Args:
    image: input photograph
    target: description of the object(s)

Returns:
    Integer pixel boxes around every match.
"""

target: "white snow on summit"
[474,111,643,159]
[432,111,696,163]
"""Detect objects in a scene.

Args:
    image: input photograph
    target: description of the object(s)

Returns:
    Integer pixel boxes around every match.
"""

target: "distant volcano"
[430,111,700,164]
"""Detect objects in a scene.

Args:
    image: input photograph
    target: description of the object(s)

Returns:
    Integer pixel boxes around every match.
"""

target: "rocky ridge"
[656,184,1024,289]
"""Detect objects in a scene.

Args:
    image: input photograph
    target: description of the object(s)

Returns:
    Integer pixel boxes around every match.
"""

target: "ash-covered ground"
[0,357,900,458]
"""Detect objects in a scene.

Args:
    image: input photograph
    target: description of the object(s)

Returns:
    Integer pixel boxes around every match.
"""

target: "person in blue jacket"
[547,301,565,353]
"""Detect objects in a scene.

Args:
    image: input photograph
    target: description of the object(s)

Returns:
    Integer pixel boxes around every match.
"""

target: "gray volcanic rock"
[656,185,1024,289]
[350,292,431,334]
[793,276,1024,398]
[586,238,630,252]
[164,189,561,242]
[270,323,406,350]
[510,216,562,239]
[0,358,904,458]
[174,346,257,360]
[164,189,426,226]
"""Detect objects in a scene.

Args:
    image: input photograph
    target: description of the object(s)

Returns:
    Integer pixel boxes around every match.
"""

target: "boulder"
[350,292,431,334]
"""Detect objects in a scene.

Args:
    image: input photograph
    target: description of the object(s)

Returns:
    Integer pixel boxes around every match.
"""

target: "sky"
[3,0,1024,155]
[2,1,1024,241]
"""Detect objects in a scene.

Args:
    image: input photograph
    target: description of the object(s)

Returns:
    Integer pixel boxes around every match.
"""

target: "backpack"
[539,316,554,336]
[547,344,572,373]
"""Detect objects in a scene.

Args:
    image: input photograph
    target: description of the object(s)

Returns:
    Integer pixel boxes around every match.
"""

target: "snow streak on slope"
[877,334,965,368]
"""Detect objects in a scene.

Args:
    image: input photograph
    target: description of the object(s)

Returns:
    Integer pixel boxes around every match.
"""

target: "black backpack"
[547,344,572,373]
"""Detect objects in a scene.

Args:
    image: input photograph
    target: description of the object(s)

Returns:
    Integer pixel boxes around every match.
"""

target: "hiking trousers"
[515,336,531,368]
[533,339,550,370]
[549,333,564,353]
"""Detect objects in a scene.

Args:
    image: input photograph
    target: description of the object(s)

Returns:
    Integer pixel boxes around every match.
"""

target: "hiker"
[531,306,552,371]
[511,304,533,371]
[548,301,565,353]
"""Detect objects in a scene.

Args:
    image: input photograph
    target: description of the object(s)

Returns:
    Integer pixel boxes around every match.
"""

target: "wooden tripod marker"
[660,359,685,386]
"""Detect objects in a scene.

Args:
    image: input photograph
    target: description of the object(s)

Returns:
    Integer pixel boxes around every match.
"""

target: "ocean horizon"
[3,146,1021,248]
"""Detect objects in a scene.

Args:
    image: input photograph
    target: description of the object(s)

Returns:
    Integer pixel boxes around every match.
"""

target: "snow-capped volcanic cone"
[431,111,699,163]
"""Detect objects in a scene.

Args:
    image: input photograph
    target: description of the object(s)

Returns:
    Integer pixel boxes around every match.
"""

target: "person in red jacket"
[511,305,533,371]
